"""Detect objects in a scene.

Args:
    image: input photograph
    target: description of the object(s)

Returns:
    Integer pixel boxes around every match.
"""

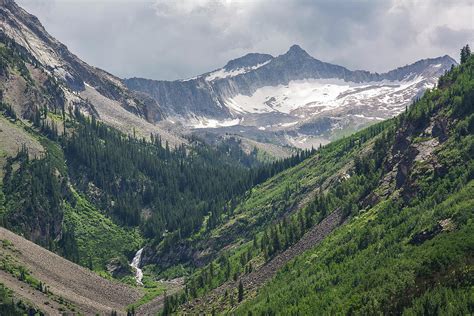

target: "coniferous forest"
[0,1,472,314]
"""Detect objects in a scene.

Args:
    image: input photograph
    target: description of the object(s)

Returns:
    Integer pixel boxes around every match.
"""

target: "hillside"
[0,226,142,315]
[150,52,473,314]
[0,8,313,314]
[0,0,184,146]
[0,1,472,315]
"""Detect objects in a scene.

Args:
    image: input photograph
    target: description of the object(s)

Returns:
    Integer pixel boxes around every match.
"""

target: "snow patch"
[351,114,385,121]
[205,60,271,81]
[280,121,299,127]
[192,118,241,129]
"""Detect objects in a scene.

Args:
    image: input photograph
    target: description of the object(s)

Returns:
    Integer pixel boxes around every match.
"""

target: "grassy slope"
[0,113,143,277]
[178,118,393,306]
[195,119,392,246]
[237,183,473,314]
[234,58,474,314]
[63,189,143,272]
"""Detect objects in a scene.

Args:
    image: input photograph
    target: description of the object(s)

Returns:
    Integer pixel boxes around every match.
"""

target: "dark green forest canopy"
[0,38,313,271]
[157,51,474,315]
[232,54,474,315]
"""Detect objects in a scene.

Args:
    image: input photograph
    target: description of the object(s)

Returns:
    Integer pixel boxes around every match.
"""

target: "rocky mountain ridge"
[125,45,456,148]
[0,0,185,145]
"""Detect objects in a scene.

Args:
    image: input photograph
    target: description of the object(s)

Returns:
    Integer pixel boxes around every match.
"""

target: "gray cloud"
[430,25,474,51]
[16,0,474,80]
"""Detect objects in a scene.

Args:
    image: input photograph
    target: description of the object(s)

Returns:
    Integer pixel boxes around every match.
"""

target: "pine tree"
[460,44,471,64]
[238,280,244,302]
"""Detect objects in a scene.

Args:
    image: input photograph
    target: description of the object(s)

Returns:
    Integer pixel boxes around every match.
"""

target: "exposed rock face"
[125,45,456,148]
[106,257,133,279]
[125,45,455,119]
[0,1,187,145]
[409,224,443,245]
[409,219,455,246]
[1,0,146,112]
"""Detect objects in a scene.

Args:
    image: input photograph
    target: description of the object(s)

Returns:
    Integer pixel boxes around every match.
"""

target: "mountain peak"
[438,54,458,65]
[223,53,273,71]
[284,44,312,59]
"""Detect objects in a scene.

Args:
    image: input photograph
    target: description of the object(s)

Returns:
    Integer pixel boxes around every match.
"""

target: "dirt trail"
[182,209,345,313]
[0,227,143,315]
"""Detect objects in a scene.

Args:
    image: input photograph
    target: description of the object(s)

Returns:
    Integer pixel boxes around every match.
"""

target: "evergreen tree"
[460,44,471,64]
[238,280,244,302]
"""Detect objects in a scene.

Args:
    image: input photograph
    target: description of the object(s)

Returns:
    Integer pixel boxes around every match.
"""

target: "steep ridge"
[0,0,184,145]
[231,55,474,314]
[126,46,454,119]
[125,45,455,148]
[0,227,142,315]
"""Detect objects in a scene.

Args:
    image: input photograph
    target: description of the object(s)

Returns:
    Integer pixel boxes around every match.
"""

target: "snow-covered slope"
[225,76,428,116]
[125,46,456,148]
[205,60,272,82]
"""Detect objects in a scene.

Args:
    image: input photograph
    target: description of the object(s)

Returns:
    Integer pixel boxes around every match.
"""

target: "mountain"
[1,1,472,315]
[169,52,473,314]
[0,0,183,145]
[125,45,456,148]
[0,2,302,313]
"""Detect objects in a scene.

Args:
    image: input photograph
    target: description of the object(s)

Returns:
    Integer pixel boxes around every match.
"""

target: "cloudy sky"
[16,0,473,81]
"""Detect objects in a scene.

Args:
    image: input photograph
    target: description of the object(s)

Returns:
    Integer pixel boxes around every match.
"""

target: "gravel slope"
[0,227,143,315]
[0,270,67,315]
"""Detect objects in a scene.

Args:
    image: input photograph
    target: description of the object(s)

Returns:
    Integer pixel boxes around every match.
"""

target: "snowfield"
[224,76,431,116]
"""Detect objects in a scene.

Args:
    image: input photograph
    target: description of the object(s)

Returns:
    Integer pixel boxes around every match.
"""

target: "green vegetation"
[1,25,473,315]
[0,239,78,314]
[64,111,315,241]
[0,35,311,278]
[155,50,474,314]
[0,283,41,316]
[460,44,471,64]
[0,34,34,84]
[62,189,143,270]
[233,53,474,315]
[176,118,394,305]
[0,101,17,121]
[1,147,65,248]
[237,182,474,314]
[127,278,166,310]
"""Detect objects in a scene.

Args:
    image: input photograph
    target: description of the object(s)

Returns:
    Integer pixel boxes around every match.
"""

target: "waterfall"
[130,248,144,285]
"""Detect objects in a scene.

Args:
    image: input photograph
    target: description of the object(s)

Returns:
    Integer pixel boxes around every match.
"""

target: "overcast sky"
[16,0,474,81]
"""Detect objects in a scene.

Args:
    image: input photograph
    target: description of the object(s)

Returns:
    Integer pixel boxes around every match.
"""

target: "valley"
[0,0,472,315]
